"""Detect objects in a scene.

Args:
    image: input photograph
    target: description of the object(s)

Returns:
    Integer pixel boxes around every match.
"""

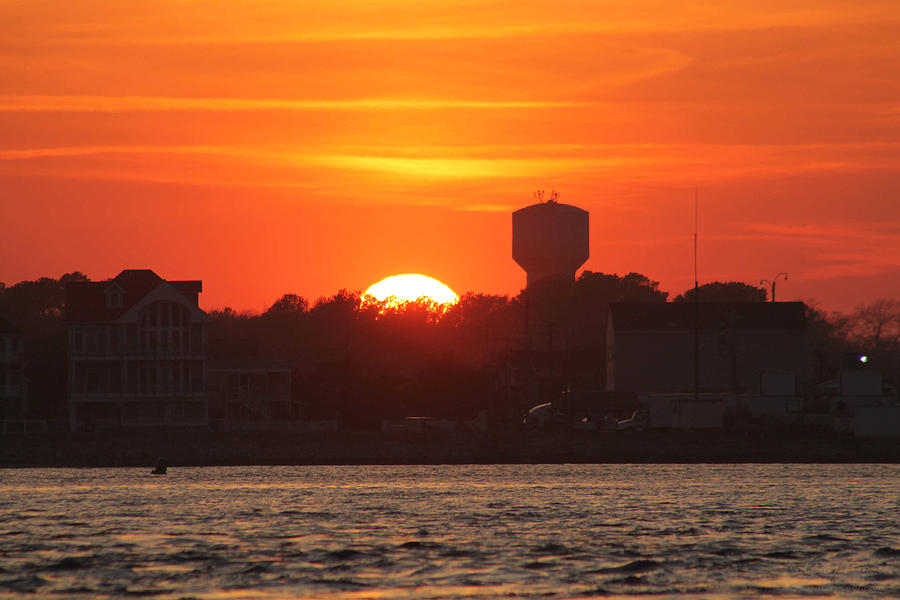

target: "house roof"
[65,269,202,322]
[609,301,807,332]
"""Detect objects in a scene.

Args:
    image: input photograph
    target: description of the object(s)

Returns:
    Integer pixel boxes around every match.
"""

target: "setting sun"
[364,274,459,307]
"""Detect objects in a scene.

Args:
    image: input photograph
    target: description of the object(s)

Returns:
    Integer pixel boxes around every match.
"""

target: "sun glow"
[363,274,459,308]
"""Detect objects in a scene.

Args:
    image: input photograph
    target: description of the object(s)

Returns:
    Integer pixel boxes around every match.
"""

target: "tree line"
[1,272,897,426]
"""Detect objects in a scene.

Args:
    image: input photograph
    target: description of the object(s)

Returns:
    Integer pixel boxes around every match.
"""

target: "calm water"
[1,465,898,599]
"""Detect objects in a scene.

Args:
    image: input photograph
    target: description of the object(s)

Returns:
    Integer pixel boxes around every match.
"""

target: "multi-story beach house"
[65,270,209,431]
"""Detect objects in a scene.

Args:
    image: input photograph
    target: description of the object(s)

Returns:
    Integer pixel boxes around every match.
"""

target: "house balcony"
[0,384,22,398]
[70,347,207,359]
[71,386,207,400]
[0,351,23,364]
[227,385,290,403]
[119,414,208,427]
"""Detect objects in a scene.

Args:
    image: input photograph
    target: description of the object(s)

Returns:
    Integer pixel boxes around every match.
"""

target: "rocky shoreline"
[2,429,899,468]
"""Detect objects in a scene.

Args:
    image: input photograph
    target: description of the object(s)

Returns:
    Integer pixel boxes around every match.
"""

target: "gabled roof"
[609,301,807,332]
[65,269,203,322]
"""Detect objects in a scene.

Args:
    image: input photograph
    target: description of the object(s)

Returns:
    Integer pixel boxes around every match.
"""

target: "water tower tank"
[513,200,589,287]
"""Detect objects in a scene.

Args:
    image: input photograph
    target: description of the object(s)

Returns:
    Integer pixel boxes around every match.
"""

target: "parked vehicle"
[523,402,553,428]
[616,409,648,432]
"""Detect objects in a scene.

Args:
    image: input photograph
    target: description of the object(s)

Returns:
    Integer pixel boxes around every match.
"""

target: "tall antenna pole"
[694,187,700,403]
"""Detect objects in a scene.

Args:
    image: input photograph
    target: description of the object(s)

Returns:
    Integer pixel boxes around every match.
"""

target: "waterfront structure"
[606,302,808,395]
[65,269,209,431]
[0,316,27,420]
[819,368,900,437]
[207,358,293,422]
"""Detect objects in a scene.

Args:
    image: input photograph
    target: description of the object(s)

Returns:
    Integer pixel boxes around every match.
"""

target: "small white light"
[859,355,869,364]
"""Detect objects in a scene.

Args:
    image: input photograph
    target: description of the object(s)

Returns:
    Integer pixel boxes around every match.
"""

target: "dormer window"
[104,284,124,309]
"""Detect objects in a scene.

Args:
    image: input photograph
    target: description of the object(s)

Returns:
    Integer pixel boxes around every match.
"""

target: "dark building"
[208,358,293,422]
[65,269,209,431]
[607,302,808,395]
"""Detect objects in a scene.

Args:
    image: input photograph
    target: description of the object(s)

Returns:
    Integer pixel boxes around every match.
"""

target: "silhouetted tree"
[0,271,88,318]
[442,293,524,364]
[847,300,900,354]
[575,271,668,304]
[845,299,900,382]
[0,272,88,418]
[673,281,767,303]
[263,293,308,317]
[805,302,852,382]
[570,271,669,379]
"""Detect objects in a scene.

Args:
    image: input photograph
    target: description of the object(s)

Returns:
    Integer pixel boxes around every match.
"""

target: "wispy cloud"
[0,145,231,160]
[740,222,900,246]
[3,1,894,45]
[735,222,900,280]
[0,95,596,113]
[3,141,899,188]
[310,154,645,179]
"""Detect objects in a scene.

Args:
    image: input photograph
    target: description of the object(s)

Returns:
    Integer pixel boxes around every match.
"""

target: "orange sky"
[3,0,900,312]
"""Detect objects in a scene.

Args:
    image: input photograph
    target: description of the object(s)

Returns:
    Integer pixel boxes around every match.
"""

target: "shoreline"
[2,430,898,468]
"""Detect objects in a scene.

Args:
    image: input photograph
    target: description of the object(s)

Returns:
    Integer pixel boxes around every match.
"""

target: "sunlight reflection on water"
[0,464,897,599]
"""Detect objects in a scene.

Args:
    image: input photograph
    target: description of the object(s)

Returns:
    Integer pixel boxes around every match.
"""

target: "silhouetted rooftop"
[609,302,807,332]
[65,269,202,322]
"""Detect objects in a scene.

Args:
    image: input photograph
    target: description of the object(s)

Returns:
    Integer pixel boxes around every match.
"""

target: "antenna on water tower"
[532,189,560,204]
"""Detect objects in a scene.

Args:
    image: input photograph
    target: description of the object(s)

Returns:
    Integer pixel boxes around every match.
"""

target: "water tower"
[512,192,589,287]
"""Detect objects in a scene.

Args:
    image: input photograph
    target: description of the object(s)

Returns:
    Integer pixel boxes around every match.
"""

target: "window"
[86,368,108,393]
[86,327,108,354]
[105,286,124,309]
[139,302,191,354]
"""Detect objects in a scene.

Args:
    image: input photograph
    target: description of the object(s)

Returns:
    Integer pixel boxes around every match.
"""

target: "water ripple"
[0,464,897,599]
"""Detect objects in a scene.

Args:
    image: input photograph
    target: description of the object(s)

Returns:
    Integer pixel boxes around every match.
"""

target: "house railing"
[0,351,24,363]
[71,385,207,397]
[1,420,48,434]
[0,384,22,397]
[70,347,206,358]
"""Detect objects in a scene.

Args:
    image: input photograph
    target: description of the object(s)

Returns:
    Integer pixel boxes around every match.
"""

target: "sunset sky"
[3,0,899,312]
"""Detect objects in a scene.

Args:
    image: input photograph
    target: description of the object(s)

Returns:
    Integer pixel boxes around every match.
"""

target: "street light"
[760,272,788,302]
